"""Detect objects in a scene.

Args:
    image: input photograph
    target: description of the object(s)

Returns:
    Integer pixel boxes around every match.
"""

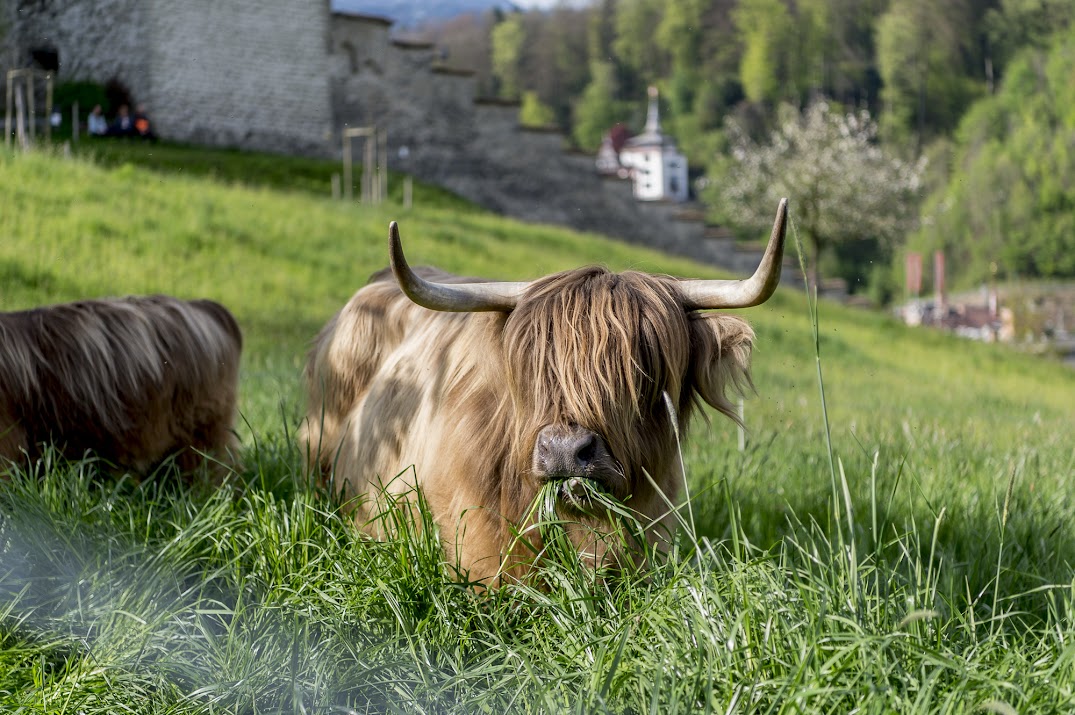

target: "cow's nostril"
[574,433,596,467]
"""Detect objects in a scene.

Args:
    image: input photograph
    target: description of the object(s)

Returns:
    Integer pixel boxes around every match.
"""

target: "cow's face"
[502,268,690,513]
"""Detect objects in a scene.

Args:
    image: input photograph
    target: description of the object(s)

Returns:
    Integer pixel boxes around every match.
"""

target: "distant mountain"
[330,1,520,28]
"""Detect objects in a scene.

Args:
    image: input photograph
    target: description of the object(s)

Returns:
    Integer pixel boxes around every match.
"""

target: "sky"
[331,1,592,26]
[513,0,587,6]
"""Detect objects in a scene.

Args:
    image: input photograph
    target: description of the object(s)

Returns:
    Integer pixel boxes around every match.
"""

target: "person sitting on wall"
[133,104,157,141]
[106,104,134,137]
[87,104,108,136]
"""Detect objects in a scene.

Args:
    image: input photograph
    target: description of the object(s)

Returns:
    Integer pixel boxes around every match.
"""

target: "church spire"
[643,85,661,135]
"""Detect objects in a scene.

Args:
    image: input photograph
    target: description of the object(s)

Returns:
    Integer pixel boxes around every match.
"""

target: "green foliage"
[572,61,629,150]
[611,0,666,90]
[435,0,1055,234]
[52,80,109,117]
[876,0,988,149]
[518,91,556,127]
[733,0,792,104]
[985,0,1075,69]
[732,0,830,107]
[490,12,526,98]
[655,0,706,116]
[911,24,1075,284]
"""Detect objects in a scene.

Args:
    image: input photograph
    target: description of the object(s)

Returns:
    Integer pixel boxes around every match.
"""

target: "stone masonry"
[9,0,332,155]
[144,0,333,155]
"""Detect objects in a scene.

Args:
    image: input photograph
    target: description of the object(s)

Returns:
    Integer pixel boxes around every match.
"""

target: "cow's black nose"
[535,425,602,478]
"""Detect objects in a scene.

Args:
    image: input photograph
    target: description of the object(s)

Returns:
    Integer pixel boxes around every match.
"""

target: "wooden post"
[378,128,388,204]
[44,74,53,143]
[27,72,35,140]
[361,134,374,203]
[72,101,79,144]
[341,127,376,203]
[14,83,28,149]
[342,134,353,201]
[331,172,340,200]
[403,176,413,209]
[5,72,12,148]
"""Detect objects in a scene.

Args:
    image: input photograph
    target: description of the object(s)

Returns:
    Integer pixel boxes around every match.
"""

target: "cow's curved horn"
[389,222,531,312]
[679,198,788,310]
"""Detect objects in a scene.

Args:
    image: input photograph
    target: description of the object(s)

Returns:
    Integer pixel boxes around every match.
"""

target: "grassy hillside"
[1,146,1074,712]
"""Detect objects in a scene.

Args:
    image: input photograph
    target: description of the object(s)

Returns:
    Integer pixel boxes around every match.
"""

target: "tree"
[732,0,793,105]
[656,0,706,115]
[572,60,628,150]
[519,91,556,127]
[535,6,591,128]
[612,0,667,93]
[424,12,497,96]
[911,24,1075,284]
[875,0,986,151]
[711,101,925,288]
[491,12,526,98]
[985,0,1075,72]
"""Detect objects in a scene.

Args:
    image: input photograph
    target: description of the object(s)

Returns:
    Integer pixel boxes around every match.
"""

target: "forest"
[424,0,1075,300]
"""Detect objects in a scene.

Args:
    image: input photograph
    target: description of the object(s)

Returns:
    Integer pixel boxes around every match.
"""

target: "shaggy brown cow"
[302,199,787,583]
[0,295,242,474]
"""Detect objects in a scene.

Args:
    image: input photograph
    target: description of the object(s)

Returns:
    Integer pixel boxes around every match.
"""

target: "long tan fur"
[0,295,242,474]
[302,266,754,583]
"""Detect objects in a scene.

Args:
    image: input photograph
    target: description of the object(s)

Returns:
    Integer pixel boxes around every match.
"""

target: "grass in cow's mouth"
[543,476,608,515]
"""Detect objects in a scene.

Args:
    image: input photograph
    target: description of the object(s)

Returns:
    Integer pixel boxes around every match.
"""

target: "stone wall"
[9,0,333,156]
[2,2,18,70]
[10,0,153,104]
[145,0,333,155]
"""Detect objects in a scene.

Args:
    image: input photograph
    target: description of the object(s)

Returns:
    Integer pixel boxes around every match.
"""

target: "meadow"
[0,145,1073,713]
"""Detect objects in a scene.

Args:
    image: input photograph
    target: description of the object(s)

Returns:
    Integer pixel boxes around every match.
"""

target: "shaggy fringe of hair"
[504,267,754,488]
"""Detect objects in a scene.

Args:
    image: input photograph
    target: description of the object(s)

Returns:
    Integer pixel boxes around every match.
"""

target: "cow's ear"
[688,314,754,422]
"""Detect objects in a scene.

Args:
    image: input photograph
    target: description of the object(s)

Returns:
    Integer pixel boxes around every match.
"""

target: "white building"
[617,86,689,202]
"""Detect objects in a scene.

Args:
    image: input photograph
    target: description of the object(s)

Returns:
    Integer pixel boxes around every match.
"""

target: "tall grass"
[2,437,1072,711]
[1,146,1074,711]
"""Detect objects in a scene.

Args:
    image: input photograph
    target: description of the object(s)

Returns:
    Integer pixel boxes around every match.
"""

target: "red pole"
[934,250,946,316]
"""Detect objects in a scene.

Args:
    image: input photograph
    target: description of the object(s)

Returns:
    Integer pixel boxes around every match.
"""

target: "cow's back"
[301,268,515,576]
[0,295,242,472]
[302,268,495,482]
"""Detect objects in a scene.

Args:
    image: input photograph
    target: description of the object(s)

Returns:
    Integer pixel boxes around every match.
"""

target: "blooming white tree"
[712,101,925,288]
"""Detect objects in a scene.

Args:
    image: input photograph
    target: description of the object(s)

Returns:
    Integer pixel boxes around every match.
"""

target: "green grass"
[2,145,1075,712]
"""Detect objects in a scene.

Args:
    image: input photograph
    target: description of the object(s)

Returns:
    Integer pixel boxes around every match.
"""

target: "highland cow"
[0,295,242,474]
[302,200,787,583]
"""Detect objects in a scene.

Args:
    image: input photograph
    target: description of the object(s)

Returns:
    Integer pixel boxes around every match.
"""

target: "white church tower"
[617,86,689,202]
